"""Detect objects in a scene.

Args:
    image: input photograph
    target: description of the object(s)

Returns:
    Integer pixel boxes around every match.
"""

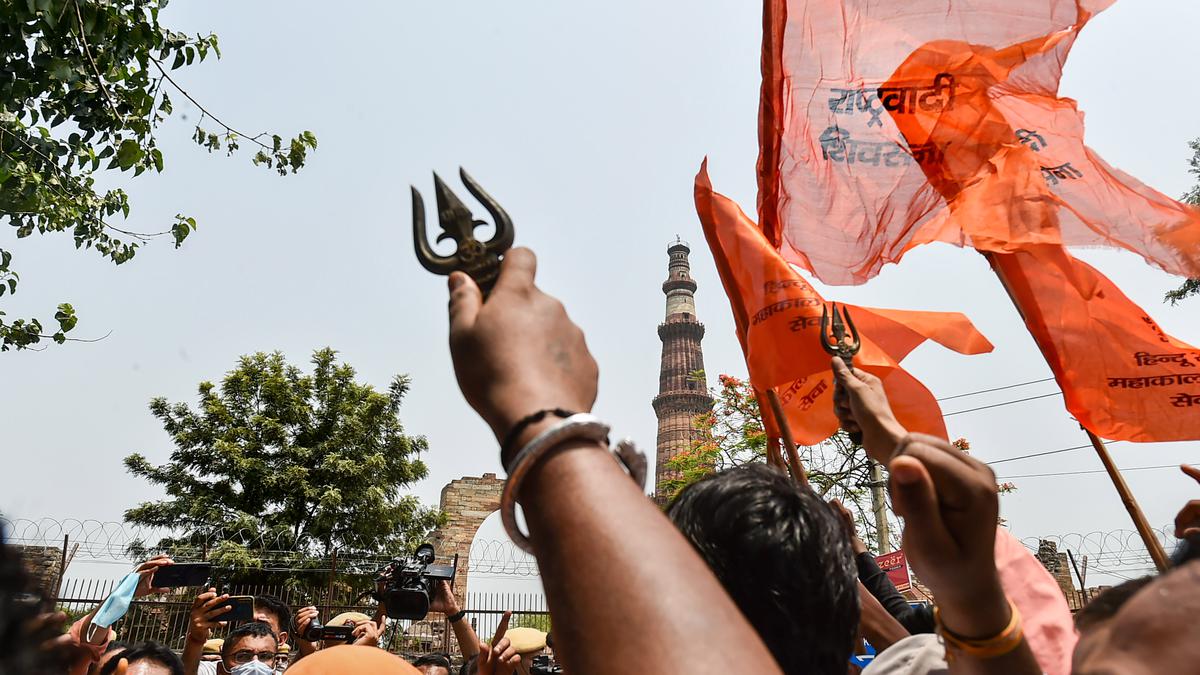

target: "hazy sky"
[2,1,1197,589]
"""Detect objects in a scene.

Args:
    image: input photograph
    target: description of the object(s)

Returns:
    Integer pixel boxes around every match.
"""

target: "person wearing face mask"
[190,622,278,675]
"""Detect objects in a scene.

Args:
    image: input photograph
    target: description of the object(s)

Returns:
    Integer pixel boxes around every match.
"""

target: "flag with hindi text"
[695,162,993,445]
[757,0,1200,285]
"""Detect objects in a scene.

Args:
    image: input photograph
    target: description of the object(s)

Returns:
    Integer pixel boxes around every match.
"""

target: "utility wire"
[943,392,1062,416]
[986,441,1116,466]
[936,377,1056,402]
[996,463,1190,480]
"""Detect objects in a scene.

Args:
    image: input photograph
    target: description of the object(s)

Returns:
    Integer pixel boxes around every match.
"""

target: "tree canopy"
[0,0,316,350]
[1166,138,1200,305]
[660,373,889,549]
[123,348,440,576]
[662,373,1014,553]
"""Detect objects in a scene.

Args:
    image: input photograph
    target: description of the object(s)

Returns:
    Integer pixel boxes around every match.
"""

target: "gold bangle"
[934,599,1023,662]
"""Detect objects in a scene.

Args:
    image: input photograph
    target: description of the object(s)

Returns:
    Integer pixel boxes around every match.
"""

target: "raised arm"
[445,249,780,675]
[429,580,480,660]
[832,358,1042,675]
[181,588,232,675]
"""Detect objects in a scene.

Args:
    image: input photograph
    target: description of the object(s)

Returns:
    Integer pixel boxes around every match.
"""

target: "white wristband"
[500,414,646,553]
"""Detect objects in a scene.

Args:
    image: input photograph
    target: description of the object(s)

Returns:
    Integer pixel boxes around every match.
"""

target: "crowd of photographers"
[2,248,1198,674]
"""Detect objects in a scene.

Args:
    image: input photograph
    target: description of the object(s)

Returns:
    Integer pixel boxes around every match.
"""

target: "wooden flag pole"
[766,388,809,487]
[1084,429,1170,573]
[984,252,1170,573]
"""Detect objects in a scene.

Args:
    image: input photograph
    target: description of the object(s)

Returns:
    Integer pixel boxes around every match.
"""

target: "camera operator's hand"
[887,434,1007,638]
[447,250,599,459]
[429,580,461,616]
[831,358,907,463]
[133,555,174,598]
[478,611,521,675]
[294,606,320,655]
[351,618,382,648]
[185,588,231,646]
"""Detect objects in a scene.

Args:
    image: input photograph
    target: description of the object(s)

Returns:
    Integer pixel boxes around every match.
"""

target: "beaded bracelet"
[500,413,647,553]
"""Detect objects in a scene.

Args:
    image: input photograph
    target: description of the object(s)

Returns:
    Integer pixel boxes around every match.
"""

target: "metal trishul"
[412,168,514,294]
[819,303,862,367]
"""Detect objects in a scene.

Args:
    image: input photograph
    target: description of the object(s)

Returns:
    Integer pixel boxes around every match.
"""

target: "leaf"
[151,148,164,172]
[54,303,77,333]
[116,139,143,170]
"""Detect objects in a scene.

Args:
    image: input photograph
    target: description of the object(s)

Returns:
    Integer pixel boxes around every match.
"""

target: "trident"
[412,168,514,295]
[820,303,864,444]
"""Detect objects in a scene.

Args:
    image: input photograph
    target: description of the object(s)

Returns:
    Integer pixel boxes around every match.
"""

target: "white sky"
[2,0,1197,591]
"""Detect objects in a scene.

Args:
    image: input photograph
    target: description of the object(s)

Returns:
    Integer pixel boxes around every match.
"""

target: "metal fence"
[51,579,548,660]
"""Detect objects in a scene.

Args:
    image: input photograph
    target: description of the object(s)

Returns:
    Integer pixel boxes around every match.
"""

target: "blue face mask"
[230,661,275,675]
[86,571,140,641]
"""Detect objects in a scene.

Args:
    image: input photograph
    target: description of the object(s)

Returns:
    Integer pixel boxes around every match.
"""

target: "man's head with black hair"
[221,622,278,673]
[252,594,292,645]
[415,652,453,675]
[1073,560,1200,674]
[667,463,860,674]
[1074,576,1155,634]
[97,641,183,675]
[96,640,130,673]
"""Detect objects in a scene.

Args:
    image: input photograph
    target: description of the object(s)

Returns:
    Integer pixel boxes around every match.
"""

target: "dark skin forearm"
[521,441,781,675]
[449,611,480,659]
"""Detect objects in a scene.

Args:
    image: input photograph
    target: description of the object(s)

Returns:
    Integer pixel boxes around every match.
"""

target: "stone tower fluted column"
[652,239,713,498]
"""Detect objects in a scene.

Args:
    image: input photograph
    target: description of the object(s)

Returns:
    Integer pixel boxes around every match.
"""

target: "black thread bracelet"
[447,609,467,623]
[500,408,576,469]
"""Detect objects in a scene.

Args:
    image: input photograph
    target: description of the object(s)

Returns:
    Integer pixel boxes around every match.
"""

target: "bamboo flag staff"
[765,388,808,486]
[986,251,1175,573]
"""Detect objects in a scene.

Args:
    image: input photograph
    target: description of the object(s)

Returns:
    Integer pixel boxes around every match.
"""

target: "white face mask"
[229,661,275,675]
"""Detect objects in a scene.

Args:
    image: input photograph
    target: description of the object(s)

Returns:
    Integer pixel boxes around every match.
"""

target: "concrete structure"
[652,239,713,497]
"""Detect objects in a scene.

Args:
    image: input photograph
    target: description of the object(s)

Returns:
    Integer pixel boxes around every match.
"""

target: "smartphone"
[320,625,356,642]
[214,595,255,622]
[150,563,212,588]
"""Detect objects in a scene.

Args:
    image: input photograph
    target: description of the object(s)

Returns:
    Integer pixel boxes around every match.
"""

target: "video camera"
[373,543,457,620]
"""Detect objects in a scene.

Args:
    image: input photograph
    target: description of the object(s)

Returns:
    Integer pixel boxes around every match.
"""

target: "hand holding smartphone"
[150,562,212,589]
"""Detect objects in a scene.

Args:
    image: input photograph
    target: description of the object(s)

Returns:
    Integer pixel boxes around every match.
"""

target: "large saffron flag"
[758,0,1200,285]
[989,246,1200,442]
[696,163,993,445]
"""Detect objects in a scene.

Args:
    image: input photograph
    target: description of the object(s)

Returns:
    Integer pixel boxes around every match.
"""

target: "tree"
[123,348,441,579]
[1166,137,1200,305]
[661,373,887,548]
[662,373,1015,553]
[0,1,317,350]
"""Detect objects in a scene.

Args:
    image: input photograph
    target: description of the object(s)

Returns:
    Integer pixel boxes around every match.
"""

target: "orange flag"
[696,162,993,445]
[878,28,1200,442]
[990,246,1200,442]
[758,0,1200,285]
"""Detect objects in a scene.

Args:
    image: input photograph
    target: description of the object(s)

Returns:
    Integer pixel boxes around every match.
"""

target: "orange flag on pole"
[875,25,1200,443]
[695,162,993,445]
[758,0,1200,285]
[989,246,1200,443]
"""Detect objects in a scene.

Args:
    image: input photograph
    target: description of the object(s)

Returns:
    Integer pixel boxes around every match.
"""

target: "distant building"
[652,239,713,500]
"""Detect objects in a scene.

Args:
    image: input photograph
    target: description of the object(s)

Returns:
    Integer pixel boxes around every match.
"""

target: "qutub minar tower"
[652,238,714,497]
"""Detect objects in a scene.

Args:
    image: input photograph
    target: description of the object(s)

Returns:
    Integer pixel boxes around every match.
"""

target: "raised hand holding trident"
[821,303,864,445]
[412,168,514,295]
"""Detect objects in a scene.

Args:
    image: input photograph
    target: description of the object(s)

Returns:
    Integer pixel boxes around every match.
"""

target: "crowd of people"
[2,247,1198,674]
